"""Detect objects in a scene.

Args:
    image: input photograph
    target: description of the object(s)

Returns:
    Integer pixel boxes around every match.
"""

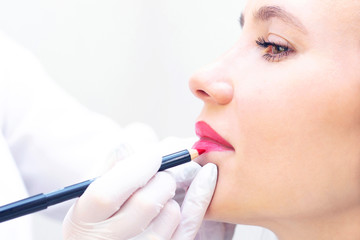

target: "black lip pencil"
[0,149,204,223]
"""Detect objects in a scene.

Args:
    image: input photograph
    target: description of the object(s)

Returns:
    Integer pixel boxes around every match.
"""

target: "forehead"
[243,0,360,35]
[244,0,360,13]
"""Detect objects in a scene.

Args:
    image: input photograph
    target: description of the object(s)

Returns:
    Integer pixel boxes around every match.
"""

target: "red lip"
[192,121,234,153]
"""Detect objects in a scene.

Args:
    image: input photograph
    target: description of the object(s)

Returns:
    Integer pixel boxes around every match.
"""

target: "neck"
[266,206,360,240]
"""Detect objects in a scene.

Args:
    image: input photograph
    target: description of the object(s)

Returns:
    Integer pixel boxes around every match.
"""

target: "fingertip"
[203,162,218,171]
[165,161,201,185]
[142,199,181,239]
[202,163,218,183]
[166,199,181,219]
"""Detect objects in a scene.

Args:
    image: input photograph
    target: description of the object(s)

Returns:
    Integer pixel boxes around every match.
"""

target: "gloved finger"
[148,199,181,239]
[105,172,177,239]
[130,199,181,240]
[166,161,201,189]
[172,163,218,240]
[71,147,162,223]
[166,162,201,206]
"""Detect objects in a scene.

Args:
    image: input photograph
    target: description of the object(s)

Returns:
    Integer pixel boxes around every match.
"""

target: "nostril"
[196,90,209,98]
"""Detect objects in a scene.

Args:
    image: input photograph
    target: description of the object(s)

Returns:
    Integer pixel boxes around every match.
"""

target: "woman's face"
[190,0,360,226]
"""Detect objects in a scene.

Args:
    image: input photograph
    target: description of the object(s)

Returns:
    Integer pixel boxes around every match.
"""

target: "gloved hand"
[62,146,219,240]
[160,137,236,240]
[133,162,217,240]
[63,148,178,240]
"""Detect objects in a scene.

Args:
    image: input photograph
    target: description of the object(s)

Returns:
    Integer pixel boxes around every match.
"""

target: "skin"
[189,0,360,239]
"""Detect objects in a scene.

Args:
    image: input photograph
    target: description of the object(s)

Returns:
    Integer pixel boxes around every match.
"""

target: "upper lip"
[195,121,234,150]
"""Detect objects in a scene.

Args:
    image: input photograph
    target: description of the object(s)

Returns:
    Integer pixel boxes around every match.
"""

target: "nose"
[189,61,234,105]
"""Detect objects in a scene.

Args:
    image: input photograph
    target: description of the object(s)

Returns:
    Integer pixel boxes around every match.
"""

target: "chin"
[203,175,236,222]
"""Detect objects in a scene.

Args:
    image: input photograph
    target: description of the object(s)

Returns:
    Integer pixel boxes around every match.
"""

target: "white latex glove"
[160,137,236,240]
[166,162,235,240]
[63,147,219,240]
[133,162,217,240]
[63,149,181,240]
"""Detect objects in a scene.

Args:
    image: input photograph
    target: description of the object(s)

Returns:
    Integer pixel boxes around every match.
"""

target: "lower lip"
[193,138,234,153]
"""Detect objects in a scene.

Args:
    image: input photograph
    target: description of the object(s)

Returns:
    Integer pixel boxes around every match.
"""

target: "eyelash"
[255,37,294,62]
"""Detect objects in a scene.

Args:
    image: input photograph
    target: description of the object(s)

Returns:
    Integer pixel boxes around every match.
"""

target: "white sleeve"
[0,32,158,219]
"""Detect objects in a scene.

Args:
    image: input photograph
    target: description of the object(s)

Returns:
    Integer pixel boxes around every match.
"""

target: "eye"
[270,45,287,54]
[256,36,295,62]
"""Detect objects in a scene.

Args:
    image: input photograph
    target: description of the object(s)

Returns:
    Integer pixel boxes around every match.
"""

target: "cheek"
[236,56,360,168]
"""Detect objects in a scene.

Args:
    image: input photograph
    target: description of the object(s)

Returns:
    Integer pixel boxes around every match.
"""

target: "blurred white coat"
[0,31,158,240]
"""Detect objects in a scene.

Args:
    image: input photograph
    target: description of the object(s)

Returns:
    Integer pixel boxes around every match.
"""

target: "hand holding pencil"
[63,148,217,240]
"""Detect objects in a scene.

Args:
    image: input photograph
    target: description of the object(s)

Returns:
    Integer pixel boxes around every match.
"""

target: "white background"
[0,0,246,239]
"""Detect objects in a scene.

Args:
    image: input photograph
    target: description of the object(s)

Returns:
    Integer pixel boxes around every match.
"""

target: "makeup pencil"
[0,149,203,223]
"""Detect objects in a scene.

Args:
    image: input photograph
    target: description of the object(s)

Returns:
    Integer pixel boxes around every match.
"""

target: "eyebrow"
[240,5,307,34]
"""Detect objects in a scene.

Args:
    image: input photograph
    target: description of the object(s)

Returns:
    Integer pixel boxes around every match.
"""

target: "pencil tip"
[196,149,206,155]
